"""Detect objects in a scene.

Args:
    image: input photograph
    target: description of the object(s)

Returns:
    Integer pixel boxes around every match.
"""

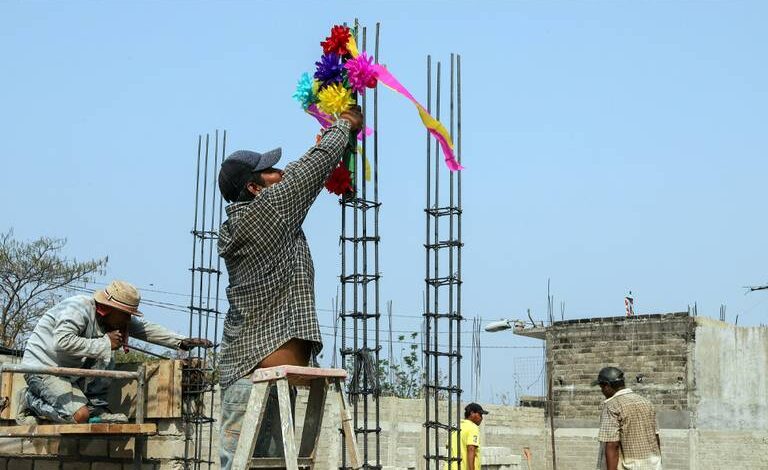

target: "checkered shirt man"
[597,388,662,470]
[217,119,352,389]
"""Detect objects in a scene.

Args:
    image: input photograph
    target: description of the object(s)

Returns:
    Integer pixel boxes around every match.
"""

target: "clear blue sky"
[2,1,767,403]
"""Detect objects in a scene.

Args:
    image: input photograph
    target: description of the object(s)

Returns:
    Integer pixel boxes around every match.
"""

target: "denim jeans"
[219,378,296,470]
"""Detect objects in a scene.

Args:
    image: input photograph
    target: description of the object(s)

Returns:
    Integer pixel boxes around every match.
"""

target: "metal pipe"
[0,364,141,380]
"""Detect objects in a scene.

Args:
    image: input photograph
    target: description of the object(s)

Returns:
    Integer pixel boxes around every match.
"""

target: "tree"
[378,332,424,399]
[0,230,107,348]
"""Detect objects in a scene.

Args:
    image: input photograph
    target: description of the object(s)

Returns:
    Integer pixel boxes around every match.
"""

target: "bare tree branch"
[0,230,107,348]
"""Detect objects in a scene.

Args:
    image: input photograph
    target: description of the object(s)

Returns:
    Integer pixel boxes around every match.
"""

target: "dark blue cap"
[218,148,282,202]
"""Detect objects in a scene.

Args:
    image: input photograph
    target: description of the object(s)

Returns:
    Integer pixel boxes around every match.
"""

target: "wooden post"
[231,382,270,470]
[277,379,299,470]
[547,359,557,470]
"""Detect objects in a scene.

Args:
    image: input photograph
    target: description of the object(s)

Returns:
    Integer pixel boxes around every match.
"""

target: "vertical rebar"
[423,54,432,470]
[374,22,382,470]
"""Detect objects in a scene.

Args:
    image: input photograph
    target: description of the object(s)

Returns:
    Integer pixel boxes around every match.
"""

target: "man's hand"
[339,105,363,133]
[180,338,214,351]
[107,330,123,350]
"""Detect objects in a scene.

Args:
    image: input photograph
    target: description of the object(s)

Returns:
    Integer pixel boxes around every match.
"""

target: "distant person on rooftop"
[17,280,211,425]
[594,366,662,470]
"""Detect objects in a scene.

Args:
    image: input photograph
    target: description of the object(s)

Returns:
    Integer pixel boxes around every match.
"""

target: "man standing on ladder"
[216,106,363,469]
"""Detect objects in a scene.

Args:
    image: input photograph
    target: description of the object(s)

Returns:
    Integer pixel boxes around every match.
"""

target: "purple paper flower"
[314,53,345,88]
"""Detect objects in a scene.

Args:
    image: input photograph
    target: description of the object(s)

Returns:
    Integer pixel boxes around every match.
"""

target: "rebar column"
[423,54,463,470]
[339,21,382,470]
[186,130,226,470]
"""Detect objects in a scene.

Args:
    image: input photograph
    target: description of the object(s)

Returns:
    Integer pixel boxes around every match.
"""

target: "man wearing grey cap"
[216,106,363,468]
[594,366,662,470]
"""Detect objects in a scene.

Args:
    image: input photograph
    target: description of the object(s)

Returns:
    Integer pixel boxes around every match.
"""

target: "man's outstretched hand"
[339,105,363,133]
[179,338,214,351]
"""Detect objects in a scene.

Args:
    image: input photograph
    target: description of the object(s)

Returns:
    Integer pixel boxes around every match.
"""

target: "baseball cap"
[591,366,625,386]
[465,402,489,415]
[218,148,282,202]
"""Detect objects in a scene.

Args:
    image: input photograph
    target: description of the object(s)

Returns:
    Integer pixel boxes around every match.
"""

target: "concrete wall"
[690,317,768,469]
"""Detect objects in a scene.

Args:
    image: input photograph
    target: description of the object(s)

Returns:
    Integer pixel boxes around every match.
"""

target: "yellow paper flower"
[317,83,354,115]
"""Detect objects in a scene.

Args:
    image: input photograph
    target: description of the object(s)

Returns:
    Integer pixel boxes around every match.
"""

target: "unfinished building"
[515,311,768,469]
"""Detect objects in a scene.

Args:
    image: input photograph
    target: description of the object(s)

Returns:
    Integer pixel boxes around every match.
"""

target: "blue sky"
[2,1,767,403]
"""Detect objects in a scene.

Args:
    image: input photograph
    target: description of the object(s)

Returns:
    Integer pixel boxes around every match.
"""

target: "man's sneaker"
[94,412,129,423]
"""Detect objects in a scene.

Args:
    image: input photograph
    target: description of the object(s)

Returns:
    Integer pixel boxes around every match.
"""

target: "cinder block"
[7,459,33,470]
[79,439,108,457]
[97,463,121,470]
[31,460,59,470]
[108,437,134,459]
[0,439,23,455]
[145,437,186,460]
[156,420,185,437]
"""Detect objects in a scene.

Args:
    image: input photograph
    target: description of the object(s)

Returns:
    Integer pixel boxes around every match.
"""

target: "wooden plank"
[276,379,299,470]
[0,423,157,437]
[249,457,313,468]
[298,378,327,458]
[0,371,13,420]
[251,366,347,384]
[231,382,270,470]
[111,360,182,418]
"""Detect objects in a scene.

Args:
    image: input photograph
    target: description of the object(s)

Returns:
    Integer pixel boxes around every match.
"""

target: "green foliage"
[378,332,423,399]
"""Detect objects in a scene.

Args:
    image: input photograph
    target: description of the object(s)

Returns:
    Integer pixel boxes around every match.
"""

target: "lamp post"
[484,318,557,470]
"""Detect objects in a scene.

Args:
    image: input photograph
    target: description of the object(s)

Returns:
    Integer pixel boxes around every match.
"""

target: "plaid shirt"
[597,388,662,470]
[217,119,352,389]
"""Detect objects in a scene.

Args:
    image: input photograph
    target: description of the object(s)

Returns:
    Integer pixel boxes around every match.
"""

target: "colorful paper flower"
[314,53,345,88]
[321,25,351,56]
[292,73,319,110]
[325,162,354,195]
[317,82,354,115]
[344,52,378,93]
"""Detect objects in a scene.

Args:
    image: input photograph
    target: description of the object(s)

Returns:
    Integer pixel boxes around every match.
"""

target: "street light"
[484,319,525,332]
[484,319,513,332]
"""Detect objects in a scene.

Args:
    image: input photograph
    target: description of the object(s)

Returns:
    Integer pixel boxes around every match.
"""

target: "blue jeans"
[219,378,296,470]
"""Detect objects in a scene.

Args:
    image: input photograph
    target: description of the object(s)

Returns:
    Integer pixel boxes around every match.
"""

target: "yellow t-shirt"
[446,419,481,470]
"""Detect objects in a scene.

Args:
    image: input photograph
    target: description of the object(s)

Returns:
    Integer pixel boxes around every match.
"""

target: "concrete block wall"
[0,418,186,470]
[546,313,694,422]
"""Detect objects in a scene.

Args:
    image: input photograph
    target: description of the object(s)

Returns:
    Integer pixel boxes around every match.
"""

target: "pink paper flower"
[344,52,378,93]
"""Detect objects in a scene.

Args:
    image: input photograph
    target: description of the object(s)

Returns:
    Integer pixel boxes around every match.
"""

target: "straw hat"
[93,280,143,317]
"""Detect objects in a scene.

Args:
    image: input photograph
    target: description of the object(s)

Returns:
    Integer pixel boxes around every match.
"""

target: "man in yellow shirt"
[447,402,488,470]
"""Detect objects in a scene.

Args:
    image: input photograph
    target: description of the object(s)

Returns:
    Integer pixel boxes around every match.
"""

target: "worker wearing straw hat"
[17,280,211,424]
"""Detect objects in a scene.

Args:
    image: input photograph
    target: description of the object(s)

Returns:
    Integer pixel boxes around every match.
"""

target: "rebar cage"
[423,54,463,470]
[339,20,383,470]
[186,130,226,469]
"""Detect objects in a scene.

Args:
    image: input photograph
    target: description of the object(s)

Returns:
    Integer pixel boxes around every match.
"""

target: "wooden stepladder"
[231,365,360,470]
